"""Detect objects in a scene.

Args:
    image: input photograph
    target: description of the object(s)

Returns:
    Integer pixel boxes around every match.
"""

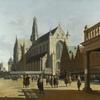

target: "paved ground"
[0,78,100,100]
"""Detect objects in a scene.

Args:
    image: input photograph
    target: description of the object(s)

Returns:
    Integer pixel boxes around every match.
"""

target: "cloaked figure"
[64,76,68,87]
[25,74,30,88]
[23,75,26,88]
[77,76,81,91]
[37,76,44,94]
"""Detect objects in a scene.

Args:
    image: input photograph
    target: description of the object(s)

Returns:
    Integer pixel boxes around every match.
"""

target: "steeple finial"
[66,30,70,38]
[13,36,18,65]
[30,16,38,42]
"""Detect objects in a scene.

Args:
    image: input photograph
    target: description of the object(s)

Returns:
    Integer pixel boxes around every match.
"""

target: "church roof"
[32,26,58,45]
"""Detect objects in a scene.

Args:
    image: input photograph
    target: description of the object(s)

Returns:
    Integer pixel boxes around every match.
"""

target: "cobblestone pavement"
[0,78,100,100]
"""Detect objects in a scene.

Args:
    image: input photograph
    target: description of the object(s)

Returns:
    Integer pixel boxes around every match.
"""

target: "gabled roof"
[32,26,58,46]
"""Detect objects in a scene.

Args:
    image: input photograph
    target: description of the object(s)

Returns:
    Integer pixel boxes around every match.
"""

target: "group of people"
[64,75,72,87]
[64,75,82,90]
[46,75,59,88]
[22,74,82,93]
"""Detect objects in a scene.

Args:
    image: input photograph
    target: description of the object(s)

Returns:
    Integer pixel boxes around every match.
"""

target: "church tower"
[13,37,19,65]
[30,17,38,43]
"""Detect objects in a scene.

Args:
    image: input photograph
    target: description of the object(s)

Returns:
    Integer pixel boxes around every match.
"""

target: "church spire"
[30,16,38,42]
[13,36,18,64]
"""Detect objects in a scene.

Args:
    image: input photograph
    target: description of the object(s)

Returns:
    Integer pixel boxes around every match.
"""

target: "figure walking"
[68,76,72,86]
[50,75,54,88]
[77,76,81,91]
[54,75,59,88]
[26,74,30,88]
[46,75,49,85]
[37,76,44,94]
[23,75,26,88]
[64,76,68,87]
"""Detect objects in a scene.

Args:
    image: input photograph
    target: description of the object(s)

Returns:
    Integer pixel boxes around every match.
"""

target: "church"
[12,17,69,75]
[12,17,100,76]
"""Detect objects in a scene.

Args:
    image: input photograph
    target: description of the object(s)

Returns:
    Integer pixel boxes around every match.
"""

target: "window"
[56,41,63,60]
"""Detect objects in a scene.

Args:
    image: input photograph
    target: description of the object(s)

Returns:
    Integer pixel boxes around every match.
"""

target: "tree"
[60,42,70,76]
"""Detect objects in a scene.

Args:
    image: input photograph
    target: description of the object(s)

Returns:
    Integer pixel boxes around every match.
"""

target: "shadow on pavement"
[22,88,38,100]
[0,89,99,100]
[36,90,100,100]
[89,90,100,96]
[0,97,25,100]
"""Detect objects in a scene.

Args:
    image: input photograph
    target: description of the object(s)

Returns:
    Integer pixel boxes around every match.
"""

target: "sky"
[0,0,100,69]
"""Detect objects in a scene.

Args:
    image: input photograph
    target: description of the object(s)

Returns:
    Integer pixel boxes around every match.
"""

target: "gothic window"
[40,46,42,53]
[96,28,98,36]
[41,45,44,52]
[43,44,45,52]
[56,41,63,60]
[34,48,36,55]
[46,43,48,50]
[99,27,100,35]
[56,62,60,69]
[97,27,99,35]
[36,47,38,54]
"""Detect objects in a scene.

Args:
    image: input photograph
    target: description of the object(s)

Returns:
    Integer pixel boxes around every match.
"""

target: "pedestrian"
[55,76,59,88]
[46,75,49,85]
[31,75,34,82]
[37,76,40,90]
[68,76,72,86]
[64,76,68,87]
[23,75,26,88]
[77,76,81,91]
[50,75,54,88]
[37,75,44,94]
[26,74,30,88]
[54,76,56,88]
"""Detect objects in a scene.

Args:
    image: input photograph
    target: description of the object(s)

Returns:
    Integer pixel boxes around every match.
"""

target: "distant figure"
[54,76,56,88]
[56,76,59,87]
[50,75,54,88]
[77,76,81,91]
[54,75,59,88]
[68,76,72,86]
[46,75,50,85]
[26,74,30,88]
[64,76,68,87]
[23,75,26,88]
[31,76,34,82]
[37,76,44,94]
